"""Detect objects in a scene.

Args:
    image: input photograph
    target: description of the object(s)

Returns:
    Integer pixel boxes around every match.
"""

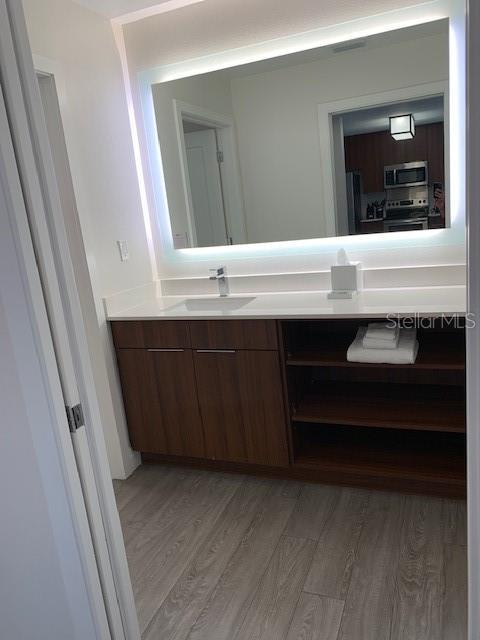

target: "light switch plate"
[173,232,189,249]
[117,240,129,262]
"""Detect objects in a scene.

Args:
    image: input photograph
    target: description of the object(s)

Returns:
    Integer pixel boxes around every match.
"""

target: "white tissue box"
[330,262,362,293]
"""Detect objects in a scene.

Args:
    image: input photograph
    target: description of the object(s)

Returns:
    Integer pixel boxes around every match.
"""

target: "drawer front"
[189,320,278,350]
[111,320,191,349]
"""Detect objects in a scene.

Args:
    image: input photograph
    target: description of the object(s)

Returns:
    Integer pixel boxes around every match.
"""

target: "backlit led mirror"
[151,20,448,248]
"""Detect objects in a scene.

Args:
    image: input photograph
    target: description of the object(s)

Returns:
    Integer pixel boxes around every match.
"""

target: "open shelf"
[292,423,466,497]
[286,331,465,371]
[280,318,466,497]
[292,381,465,433]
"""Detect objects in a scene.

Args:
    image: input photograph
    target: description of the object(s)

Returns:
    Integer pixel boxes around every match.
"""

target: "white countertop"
[106,286,466,321]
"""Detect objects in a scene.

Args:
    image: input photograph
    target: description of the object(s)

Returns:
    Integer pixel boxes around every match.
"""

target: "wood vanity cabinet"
[112,317,466,497]
[193,349,288,466]
[111,319,289,468]
[115,348,205,458]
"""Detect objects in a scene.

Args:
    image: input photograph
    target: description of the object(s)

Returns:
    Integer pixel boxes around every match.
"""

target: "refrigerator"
[345,171,363,235]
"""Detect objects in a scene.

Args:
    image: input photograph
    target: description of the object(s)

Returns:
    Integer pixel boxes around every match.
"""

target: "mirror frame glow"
[136,0,464,265]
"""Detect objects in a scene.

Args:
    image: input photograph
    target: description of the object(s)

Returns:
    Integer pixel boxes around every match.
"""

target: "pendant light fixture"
[390,114,415,140]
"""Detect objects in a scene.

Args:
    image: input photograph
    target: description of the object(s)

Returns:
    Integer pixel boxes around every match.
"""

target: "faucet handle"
[209,266,229,297]
[209,266,226,278]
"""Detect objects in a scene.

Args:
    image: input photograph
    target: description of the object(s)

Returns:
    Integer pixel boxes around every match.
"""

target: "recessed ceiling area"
[71,0,201,19]
[341,95,444,136]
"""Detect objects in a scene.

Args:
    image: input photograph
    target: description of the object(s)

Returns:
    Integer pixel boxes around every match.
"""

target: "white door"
[0,48,117,640]
[0,2,139,638]
[185,129,229,246]
[0,76,106,640]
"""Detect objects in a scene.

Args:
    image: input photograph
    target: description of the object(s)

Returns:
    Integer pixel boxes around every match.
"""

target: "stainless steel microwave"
[384,161,428,189]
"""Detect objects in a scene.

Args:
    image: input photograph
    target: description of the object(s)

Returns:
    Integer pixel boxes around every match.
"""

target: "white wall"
[23,0,152,297]
[153,72,234,238]
[230,32,448,243]
[22,0,151,478]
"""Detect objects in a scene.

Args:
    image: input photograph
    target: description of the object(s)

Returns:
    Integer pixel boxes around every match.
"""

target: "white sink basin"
[168,296,256,312]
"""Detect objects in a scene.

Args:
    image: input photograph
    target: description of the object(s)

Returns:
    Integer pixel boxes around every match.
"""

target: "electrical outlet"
[117,240,129,262]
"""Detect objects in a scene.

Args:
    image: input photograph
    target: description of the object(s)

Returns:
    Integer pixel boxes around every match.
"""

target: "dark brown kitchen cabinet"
[193,349,289,467]
[344,122,444,193]
[115,347,205,458]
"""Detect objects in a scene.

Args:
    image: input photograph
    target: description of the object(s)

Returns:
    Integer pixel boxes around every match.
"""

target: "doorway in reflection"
[182,119,230,247]
[332,95,445,235]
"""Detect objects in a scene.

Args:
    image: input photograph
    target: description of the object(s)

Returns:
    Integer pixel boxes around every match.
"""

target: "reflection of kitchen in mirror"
[152,19,448,248]
[335,95,446,235]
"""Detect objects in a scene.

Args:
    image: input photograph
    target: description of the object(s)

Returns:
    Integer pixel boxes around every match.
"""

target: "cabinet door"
[193,350,289,467]
[116,348,205,458]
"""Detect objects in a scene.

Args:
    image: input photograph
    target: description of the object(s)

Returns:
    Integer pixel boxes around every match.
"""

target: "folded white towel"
[364,322,399,342]
[347,327,419,364]
[363,335,399,350]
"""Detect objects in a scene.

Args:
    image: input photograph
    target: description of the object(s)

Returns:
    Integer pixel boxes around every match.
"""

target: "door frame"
[34,66,137,640]
[466,0,480,636]
[1,2,140,639]
[173,99,247,246]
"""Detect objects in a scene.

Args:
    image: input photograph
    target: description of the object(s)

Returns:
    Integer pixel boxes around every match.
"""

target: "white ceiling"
[212,20,446,82]
[341,95,444,136]
[72,0,186,19]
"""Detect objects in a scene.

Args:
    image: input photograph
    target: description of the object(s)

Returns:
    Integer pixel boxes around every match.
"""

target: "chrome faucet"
[209,266,230,297]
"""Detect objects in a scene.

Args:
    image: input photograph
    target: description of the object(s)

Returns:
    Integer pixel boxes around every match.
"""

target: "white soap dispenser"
[327,249,362,299]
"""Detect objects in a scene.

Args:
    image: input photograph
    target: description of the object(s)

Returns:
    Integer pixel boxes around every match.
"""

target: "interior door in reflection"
[185,128,228,247]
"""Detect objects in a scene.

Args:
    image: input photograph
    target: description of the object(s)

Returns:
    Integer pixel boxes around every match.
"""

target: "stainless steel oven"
[384,161,428,189]
[384,217,428,232]
[385,185,429,214]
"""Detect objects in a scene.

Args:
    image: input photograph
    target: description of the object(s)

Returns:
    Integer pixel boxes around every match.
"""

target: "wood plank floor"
[114,465,467,640]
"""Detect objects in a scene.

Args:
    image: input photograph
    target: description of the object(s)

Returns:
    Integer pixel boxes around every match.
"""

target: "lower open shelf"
[292,381,465,433]
[292,423,466,497]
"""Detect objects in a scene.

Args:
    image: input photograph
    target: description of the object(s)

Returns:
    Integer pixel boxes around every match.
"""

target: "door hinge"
[66,403,85,432]
[216,150,224,163]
